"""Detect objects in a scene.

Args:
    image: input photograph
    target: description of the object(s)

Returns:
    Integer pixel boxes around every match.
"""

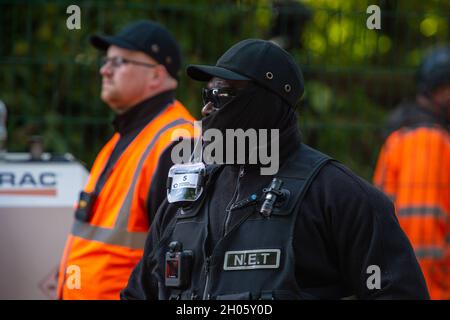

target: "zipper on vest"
[202,257,211,300]
[223,165,245,236]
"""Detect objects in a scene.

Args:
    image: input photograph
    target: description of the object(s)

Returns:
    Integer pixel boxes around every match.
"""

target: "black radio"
[165,241,193,289]
[74,191,97,222]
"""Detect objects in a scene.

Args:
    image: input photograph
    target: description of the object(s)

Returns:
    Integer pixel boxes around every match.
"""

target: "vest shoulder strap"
[278,143,332,180]
[270,144,333,219]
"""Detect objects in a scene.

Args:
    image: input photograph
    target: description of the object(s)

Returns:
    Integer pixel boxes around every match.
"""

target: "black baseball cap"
[187,39,304,107]
[416,46,450,94]
[90,20,181,80]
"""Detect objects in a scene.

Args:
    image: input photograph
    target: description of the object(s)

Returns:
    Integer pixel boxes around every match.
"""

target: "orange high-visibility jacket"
[57,100,194,300]
[374,125,450,299]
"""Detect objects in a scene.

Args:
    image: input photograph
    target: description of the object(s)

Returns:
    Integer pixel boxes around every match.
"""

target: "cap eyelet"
[265,72,273,80]
[166,56,172,64]
[151,44,160,53]
[284,84,291,92]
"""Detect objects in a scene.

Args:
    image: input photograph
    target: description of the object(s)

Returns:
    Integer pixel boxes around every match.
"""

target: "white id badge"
[167,162,206,204]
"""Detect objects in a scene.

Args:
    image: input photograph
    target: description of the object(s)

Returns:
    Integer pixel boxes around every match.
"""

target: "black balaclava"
[200,82,301,168]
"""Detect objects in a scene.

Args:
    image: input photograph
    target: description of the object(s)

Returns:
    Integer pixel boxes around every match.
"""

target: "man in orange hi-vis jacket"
[374,46,450,299]
[56,20,195,299]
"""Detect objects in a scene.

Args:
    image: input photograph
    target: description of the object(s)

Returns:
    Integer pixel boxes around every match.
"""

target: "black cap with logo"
[90,20,182,80]
[187,39,304,107]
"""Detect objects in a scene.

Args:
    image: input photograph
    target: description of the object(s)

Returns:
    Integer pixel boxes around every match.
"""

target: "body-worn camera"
[165,241,193,289]
[74,191,97,222]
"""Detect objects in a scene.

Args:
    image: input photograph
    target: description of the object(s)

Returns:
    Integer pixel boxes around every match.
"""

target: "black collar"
[385,100,447,137]
[226,122,302,173]
[112,90,175,136]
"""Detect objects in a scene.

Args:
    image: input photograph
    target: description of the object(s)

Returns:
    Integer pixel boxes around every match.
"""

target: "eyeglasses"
[101,56,158,69]
[202,87,239,109]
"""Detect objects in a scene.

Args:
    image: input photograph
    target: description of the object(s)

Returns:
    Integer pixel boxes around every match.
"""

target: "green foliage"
[0,0,448,180]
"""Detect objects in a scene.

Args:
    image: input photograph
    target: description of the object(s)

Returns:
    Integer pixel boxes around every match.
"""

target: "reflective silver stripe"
[414,247,444,259]
[398,206,447,220]
[114,118,189,229]
[71,219,147,250]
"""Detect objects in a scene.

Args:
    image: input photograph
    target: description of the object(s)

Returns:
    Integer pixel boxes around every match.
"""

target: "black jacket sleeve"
[295,162,429,299]
[121,200,170,300]
[145,142,176,224]
[146,138,195,224]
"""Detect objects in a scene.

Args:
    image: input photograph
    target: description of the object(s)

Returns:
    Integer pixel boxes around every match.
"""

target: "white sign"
[0,154,88,299]
[0,158,88,207]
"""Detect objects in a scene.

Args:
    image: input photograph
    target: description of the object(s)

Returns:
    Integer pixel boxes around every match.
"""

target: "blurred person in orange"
[374,46,450,299]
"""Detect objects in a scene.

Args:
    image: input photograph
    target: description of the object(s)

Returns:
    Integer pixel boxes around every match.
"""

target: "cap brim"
[90,35,139,51]
[186,65,250,81]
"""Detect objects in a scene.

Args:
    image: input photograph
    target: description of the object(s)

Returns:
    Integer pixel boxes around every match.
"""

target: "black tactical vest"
[154,144,332,300]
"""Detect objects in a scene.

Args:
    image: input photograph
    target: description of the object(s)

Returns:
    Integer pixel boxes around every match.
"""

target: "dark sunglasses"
[202,87,240,109]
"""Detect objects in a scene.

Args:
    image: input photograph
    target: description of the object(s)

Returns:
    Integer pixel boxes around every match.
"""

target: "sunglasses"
[202,87,240,109]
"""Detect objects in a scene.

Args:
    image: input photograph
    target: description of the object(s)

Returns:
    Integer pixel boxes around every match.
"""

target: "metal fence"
[1,0,449,180]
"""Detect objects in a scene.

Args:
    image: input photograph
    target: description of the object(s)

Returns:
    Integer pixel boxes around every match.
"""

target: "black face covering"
[201,82,301,167]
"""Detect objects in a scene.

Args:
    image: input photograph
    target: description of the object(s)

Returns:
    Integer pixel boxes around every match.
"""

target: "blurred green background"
[1,0,449,180]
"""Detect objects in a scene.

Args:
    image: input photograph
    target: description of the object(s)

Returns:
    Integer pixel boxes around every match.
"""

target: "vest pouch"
[215,290,316,300]
[74,191,97,222]
[175,291,200,300]
[215,292,252,300]
[176,205,203,219]
[267,290,317,300]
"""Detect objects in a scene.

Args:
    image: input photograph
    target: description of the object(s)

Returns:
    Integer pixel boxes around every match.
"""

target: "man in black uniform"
[121,39,429,300]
